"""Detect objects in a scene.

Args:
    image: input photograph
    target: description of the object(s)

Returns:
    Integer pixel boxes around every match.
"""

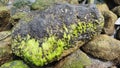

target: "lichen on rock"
[12,3,104,67]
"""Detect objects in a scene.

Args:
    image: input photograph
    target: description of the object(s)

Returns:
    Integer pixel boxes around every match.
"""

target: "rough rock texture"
[112,6,120,17]
[31,0,79,10]
[12,3,104,67]
[82,35,120,63]
[85,57,115,68]
[0,6,12,31]
[0,60,29,68]
[55,50,91,68]
[0,41,12,65]
[0,31,12,65]
[97,4,117,35]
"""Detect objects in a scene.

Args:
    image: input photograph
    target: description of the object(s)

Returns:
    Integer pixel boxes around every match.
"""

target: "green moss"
[61,50,91,68]
[11,12,33,25]
[12,35,65,66]
[0,60,29,68]
[12,20,103,66]
[31,0,55,10]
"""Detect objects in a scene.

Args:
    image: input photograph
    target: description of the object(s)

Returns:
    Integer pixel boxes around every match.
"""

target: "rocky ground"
[0,0,120,68]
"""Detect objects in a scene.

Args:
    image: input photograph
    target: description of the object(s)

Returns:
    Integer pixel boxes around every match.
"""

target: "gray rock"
[31,0,79,10]
[85,58,115,68]
[82,35,120,63]
[55,50,91,68]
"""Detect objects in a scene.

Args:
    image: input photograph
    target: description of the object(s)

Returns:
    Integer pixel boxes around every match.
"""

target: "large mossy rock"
[82,35,120,64]
[0,60,29,68]
[12,3,104,67]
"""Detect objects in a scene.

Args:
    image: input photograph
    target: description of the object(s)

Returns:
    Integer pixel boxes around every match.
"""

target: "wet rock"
[0,60,29,68]
[82,35,120,62]
[112,6,120,17]
[55,50,91,68]
[12,3,104,67]
[97,4,117,35]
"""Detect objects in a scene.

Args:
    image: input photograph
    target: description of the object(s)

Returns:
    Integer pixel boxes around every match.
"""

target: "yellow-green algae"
[12,21,104,66]
[11,12,34,25]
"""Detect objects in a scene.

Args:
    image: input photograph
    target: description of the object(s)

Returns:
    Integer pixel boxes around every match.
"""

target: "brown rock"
[55,50,91,68]
[0,41,12,65]
[97,4,117,35]
[0,6,12,31]
[82,35,120,62]
[112,6,120,17]
[0,31,12,65]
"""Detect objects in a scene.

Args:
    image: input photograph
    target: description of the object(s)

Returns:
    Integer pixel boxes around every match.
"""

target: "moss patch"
[0,60,29,68]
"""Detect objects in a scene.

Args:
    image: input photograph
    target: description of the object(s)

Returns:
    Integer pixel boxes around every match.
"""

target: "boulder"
[97,4,117,35]
[112,6,120,17]
[0,60,29,68]
[12,3,104,67]
[0,31,12,65]
[0,41,12,65]
[85,58,115,68]
[82,35,120,63]
[55,50,91,68]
